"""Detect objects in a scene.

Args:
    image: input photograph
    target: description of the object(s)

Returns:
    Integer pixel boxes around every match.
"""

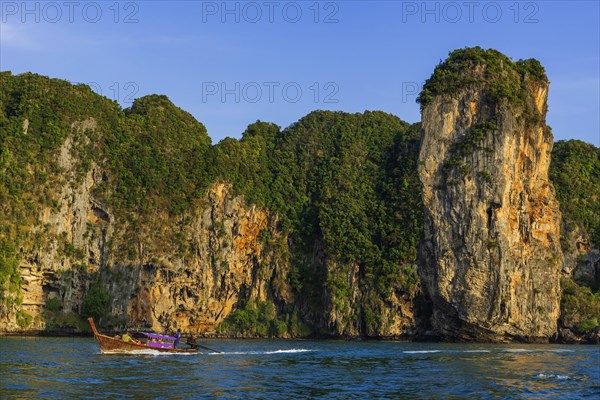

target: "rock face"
[4,153,417,337]
[311,257,418,338]
[418,63,563,341]
[5,177,292,334]
[113,182,293,334]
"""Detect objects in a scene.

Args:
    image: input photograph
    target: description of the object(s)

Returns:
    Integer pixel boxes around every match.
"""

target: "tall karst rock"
[418,48,563,341]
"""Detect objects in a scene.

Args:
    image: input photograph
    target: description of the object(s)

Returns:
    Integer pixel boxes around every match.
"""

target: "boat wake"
[504,349,574,354]
[403,350,442,354]
[209,349,315,356]
[403,349,574,355]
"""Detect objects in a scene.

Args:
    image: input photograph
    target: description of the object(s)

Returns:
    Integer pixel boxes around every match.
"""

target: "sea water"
[1,337,598,399]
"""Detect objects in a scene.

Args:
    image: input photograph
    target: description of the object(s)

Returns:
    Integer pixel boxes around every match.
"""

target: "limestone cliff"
[113,182,294,334]
[1,127,417,338]
[6,175,293,334]
[418,49,563,341]
[0,82,419,338]
[5,163,417,337]
[1,54,595,341]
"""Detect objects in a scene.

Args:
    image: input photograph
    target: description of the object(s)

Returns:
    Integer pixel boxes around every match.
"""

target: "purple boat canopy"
[131,332,177,341]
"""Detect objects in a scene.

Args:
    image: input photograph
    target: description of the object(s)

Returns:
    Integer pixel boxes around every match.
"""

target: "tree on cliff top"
[105,94,214,217]
[417,46,547,110]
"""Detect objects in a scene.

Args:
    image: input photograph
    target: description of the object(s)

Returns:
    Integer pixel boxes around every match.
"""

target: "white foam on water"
[403,350,442,354]
[463,350,491,353]
[537,373,570,380]
[265,349,315,354]
[504,348,531,353]
[506,349,575,354]
[210,349,315,356]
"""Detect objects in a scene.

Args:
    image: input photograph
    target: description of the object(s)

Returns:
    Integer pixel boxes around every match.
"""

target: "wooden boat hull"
[88,318,198,354]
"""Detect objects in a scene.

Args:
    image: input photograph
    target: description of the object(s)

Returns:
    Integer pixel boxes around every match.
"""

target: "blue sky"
[1,1,598,145]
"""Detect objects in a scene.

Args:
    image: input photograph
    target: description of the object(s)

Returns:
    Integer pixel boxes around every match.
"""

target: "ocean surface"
[0,337,598,399]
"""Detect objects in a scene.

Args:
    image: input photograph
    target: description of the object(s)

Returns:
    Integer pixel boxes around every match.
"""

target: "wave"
[537,373,570,380]
[503,349,531,353]
[504,349,575,354]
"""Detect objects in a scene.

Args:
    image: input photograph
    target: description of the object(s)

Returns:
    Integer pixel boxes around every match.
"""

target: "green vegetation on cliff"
[550,140,600,336]
[0,72,423,335]
[214,111,423,334]
[0,72,121,219]
[550,140,600,249]
[0,72,121,313]
[105,95,213,217]
[217,300,310,338]
[425,48,549,186]
[442,121,497,180]
[0,238,20,306]
[560,279,600,335]
[1,71,216,270]
[302,114,421,334]
[417,46,547,110]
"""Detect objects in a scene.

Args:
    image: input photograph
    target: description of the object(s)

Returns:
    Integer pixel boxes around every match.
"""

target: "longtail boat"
[88,317,198,354]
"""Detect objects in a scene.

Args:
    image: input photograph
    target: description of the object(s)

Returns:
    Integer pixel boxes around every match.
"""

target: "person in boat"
[174,329,181,348]
[121,332,142,344]
[186,335,197,348]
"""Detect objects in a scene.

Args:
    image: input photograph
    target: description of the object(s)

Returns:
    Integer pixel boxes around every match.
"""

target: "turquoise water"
[1,338,598,399]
